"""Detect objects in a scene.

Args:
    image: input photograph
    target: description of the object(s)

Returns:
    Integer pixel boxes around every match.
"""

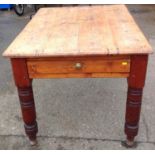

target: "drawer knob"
[122,61,128,66]
[75,62,82,69]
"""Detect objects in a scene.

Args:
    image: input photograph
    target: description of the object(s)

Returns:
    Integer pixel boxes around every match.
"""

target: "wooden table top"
[3,5,153,58]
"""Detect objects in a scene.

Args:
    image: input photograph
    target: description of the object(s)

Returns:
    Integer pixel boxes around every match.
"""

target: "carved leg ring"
[123,87,143,148]
[18,86,38,145]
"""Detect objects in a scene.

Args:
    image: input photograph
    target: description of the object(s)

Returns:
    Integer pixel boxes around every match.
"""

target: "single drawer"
[27,56,130,78]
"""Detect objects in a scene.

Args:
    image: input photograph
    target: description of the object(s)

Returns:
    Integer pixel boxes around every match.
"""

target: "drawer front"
[27,56,130,78]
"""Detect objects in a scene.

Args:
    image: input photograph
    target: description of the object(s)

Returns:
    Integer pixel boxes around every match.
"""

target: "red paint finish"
[125,55,148,142]
[11,58,38,141]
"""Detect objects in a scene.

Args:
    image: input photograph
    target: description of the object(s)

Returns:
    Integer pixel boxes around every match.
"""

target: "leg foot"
[121,140,137,148]
[30,139,38,146]
[24,121,38,143]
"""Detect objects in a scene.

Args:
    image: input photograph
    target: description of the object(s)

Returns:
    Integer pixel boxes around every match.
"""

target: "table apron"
[26,56,130,78]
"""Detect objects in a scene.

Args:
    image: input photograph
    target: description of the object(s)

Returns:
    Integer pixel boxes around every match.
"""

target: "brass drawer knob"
[122,61,128,66]
[75,62,82,69]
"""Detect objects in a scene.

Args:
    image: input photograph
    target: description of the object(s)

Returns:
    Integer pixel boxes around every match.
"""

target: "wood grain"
[28,72,129,79]
[3,5,152,58]
[27,58,130,74]
[27,56,130,78]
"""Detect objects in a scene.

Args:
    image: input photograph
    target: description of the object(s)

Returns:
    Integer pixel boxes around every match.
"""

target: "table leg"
[123,55,148,148]
[11,58,38,145]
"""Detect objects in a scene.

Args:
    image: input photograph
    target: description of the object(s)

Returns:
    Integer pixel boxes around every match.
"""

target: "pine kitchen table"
[3,5,153,147]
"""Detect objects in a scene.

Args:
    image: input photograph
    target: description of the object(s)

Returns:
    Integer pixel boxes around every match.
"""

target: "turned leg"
[123,87,143,148]
[123,55,148,148]
[17,86,38,145]
[11,58,38,145]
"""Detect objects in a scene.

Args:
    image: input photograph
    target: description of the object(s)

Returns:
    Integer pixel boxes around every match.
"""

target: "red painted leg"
[123,87,143,148]
[11,58,38,145]
[17,86,38,145]
[123,55,148,148]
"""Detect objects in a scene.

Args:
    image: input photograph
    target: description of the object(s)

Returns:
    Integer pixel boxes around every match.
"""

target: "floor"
[0,5,155,150]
